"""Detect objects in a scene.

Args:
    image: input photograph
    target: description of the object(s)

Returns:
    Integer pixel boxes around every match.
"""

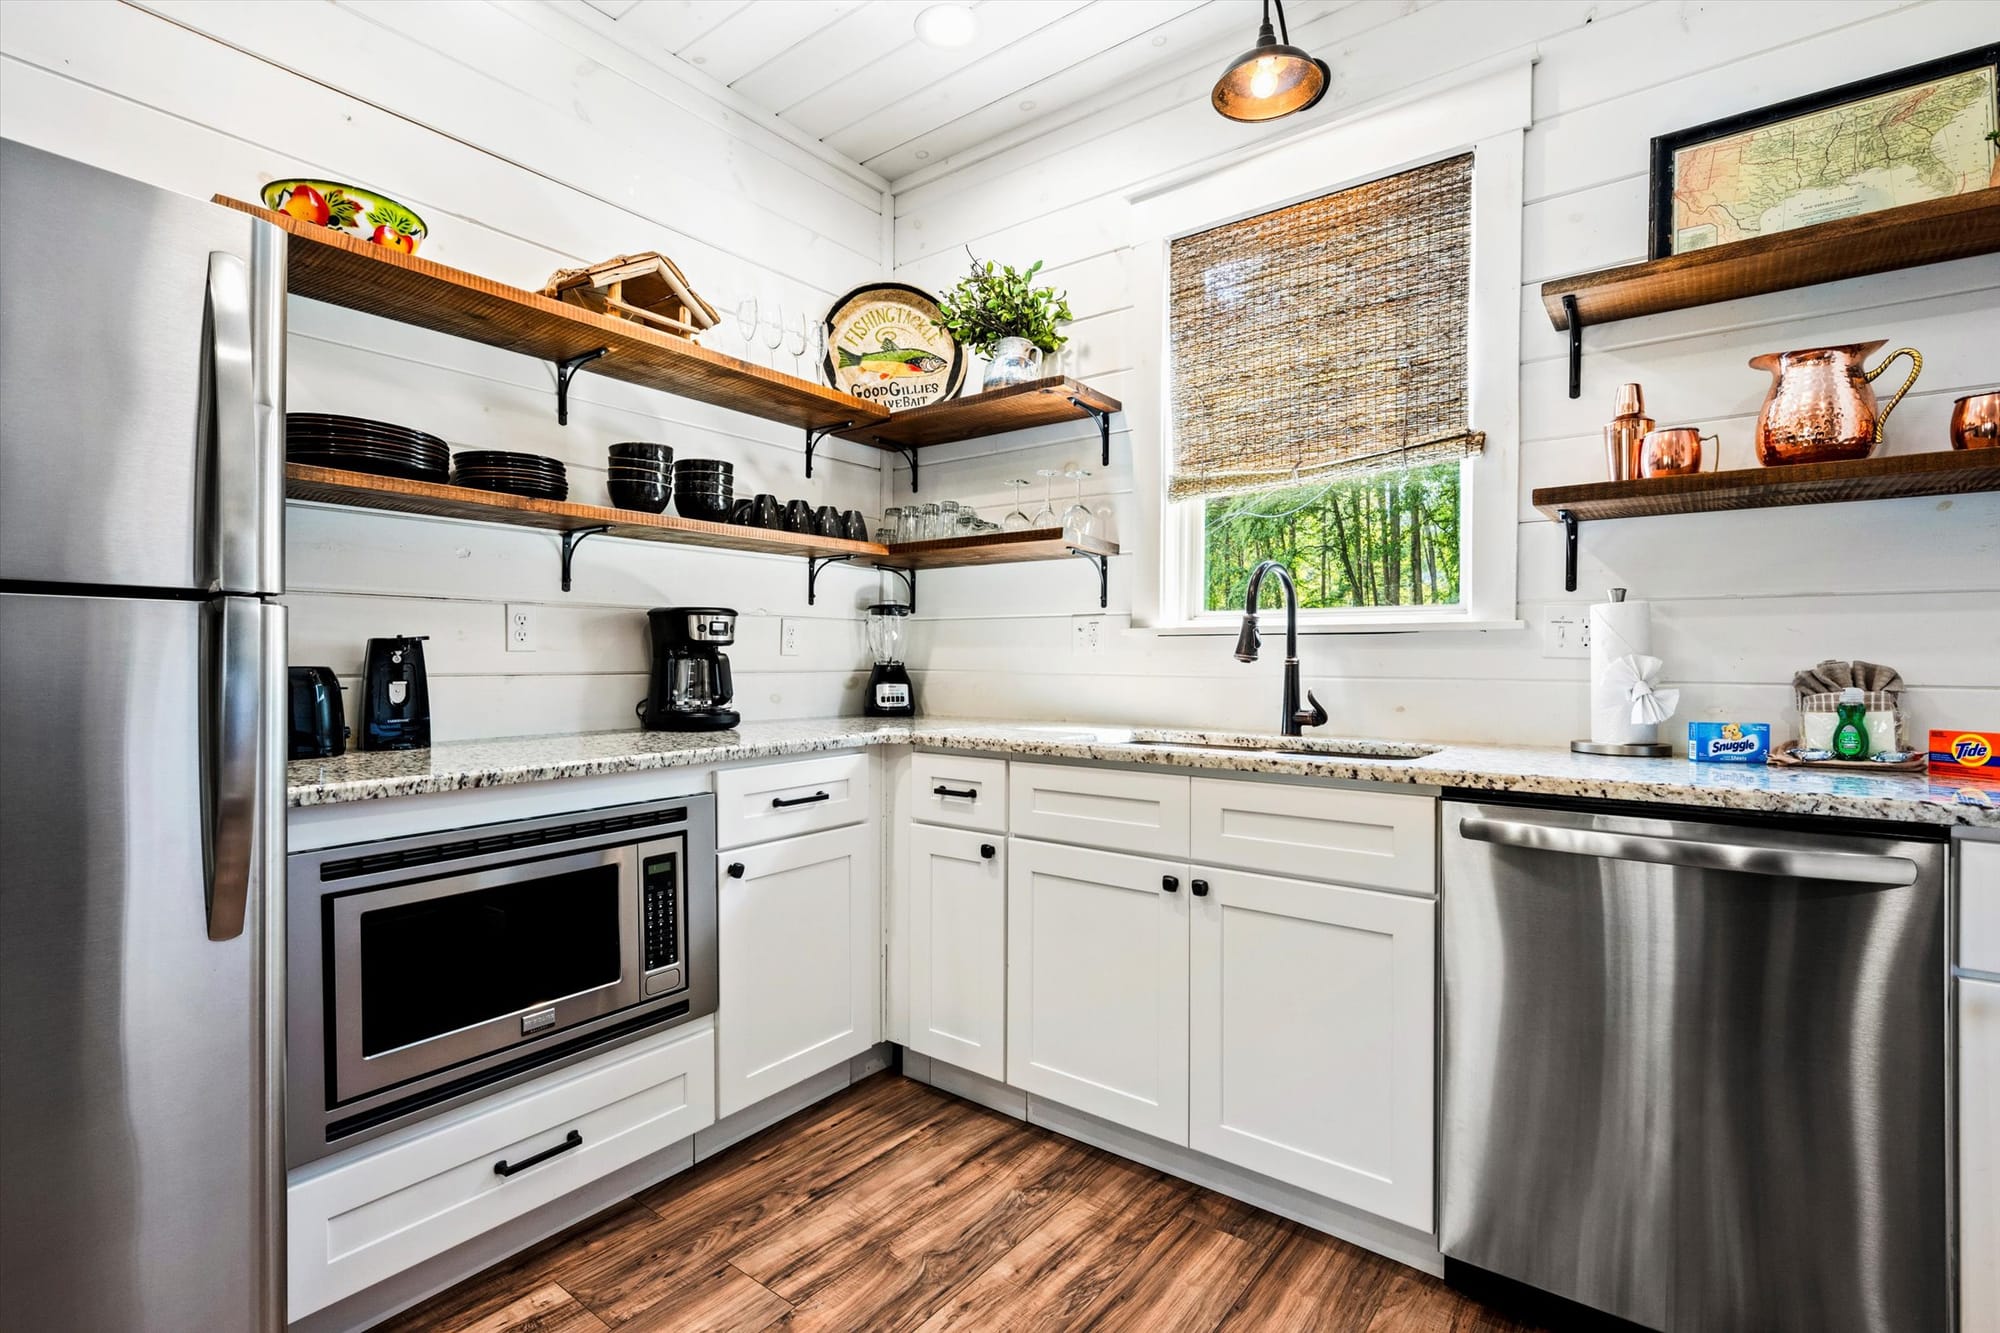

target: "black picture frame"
[1646,43,2000,260]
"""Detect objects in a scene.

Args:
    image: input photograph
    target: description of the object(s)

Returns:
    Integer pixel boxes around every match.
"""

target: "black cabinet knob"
[1161,875,1179,892]
[1191,878,1210,897]
[726,862,745,879]
[980,843,996,859]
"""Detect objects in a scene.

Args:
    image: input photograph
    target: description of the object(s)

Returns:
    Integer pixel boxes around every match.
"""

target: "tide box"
[1688,721,1770,763]
[1929,730,2000,785]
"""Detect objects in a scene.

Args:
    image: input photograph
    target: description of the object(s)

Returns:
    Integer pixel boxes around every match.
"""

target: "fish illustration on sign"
[837,332,949,380]
[823,283,966,411]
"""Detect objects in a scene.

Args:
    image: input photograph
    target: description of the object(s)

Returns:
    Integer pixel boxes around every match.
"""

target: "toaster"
[288,666,348,760]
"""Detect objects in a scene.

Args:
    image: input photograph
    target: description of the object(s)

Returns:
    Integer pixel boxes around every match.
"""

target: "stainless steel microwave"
[286,795,716,1165]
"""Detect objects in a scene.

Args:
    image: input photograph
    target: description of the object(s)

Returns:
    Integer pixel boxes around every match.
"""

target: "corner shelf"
[833,376,1122,489]
[1540,188,2000,397]
[1531,450,2000,590]
[285,464,1119,604]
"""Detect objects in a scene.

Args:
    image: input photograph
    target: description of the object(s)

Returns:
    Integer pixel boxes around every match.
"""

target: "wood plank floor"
[373,1074,1547,1332]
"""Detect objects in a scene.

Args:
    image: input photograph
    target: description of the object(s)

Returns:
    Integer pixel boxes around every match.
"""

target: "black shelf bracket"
[880,566,916,613]
[1070,397,1113,467]
[1070,547,1110,608]
[887,442,921,492]
[555,348,609,425]
[802,420,856,480]
[560,525,610,592]
[806,554,853,605]
[1562,294,1582,399]
[1558,508,1579,592]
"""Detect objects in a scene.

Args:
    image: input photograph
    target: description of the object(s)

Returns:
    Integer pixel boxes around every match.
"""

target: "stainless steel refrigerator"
[0,140,288,1331]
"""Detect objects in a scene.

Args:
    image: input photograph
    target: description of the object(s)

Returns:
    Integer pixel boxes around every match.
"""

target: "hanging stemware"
[1030,468,1060,528]
[1001,479,1033,532]
[733,297,759,363]
[785,313,808,375]
[1062,468,1093,543]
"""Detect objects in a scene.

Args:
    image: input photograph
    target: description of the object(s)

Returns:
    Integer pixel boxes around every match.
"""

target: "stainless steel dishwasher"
[1439,799,1948,1333]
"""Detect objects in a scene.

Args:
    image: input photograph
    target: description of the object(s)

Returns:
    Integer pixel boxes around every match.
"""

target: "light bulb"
[1249,57,1279,100]
[914,4,978,49]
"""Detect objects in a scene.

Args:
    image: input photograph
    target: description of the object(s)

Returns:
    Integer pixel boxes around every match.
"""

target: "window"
[1168,154,1482,618]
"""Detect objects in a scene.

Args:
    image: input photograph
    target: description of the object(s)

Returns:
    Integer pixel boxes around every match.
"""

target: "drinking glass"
[954,502,980,535]
[1001,479,1033,532]
[1030,469,1060,528]
[896,506,922,543]
[760,302,785,367]
[733,298,758,362]
[1061,469,1093,543]
[937,500,961,539]
[881,506,903,545]
[786,313,808,375]
[917,502,941,540]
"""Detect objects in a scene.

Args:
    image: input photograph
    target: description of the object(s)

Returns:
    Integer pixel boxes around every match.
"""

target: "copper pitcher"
[1750,340,1921,466]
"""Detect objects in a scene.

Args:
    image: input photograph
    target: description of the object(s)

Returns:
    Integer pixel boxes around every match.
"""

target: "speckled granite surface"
[286,717,1996,826]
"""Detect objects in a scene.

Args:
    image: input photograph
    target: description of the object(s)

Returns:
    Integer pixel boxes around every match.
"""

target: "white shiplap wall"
[889,0,2000,745]
[0,0,897,740]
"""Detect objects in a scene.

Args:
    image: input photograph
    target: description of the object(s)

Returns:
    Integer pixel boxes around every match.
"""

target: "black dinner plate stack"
[451,450,569,501]
[286,413,449,482]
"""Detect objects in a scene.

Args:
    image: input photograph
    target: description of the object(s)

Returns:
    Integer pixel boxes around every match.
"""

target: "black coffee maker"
[359,635,430,750]
[639,608,739,731]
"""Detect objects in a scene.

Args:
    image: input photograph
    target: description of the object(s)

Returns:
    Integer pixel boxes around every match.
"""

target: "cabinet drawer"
[716,752,871,849]
[910,752,1008,833]
[288,1022,715,1319]
[1190,777,1435,895]
[1961,838,2000,974]
[1008,762,1190,858]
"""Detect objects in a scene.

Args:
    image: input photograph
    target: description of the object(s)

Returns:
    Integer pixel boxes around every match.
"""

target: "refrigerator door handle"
[1457,815,1918,886]
[205,231,285,597]
[201,598,263,940]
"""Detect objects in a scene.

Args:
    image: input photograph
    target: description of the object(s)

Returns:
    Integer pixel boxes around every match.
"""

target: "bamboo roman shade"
[1167,153,1483,501]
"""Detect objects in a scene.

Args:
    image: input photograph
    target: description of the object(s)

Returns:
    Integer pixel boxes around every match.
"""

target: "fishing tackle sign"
[822,283,966,412]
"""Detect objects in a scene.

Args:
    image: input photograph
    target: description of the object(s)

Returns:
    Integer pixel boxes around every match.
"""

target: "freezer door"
[0,591,285,1332]
[0,140,285,594]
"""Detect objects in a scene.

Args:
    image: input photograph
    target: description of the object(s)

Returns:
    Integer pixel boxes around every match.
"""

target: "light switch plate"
[506,604,536,653]
[1540,606,1589,658]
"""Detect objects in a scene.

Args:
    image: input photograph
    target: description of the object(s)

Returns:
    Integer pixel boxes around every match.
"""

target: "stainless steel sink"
[1125,729,1440,760]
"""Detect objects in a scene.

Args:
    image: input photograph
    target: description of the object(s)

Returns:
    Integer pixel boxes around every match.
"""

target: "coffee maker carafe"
[639,607,740,731]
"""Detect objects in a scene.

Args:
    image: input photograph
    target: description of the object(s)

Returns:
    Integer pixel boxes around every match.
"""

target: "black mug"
[785,499,814,533]
[813,505,842,538]
[728,497,755,525]
[753,493,782,528]
[842,509,868,542]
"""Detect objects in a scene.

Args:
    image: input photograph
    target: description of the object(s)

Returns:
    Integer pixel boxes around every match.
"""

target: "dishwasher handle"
[1457,815,1918,887]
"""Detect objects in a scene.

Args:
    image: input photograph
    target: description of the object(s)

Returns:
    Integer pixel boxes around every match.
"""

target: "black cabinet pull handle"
[494,1129,582,1177]
[727,862,745,878]
[1161,875,1179,892]
[980,843,996,859]
[772,791,832,808]
[1191,878,1210,897]
[934,785,978,800]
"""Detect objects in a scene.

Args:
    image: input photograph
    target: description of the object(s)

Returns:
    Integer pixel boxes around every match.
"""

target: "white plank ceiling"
[572,0,1355,182]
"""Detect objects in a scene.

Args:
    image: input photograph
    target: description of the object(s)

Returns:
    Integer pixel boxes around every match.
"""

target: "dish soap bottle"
[1832,686,1869,759]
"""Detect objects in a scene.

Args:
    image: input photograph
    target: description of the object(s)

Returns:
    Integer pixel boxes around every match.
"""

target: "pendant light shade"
[1211,0,1329,123]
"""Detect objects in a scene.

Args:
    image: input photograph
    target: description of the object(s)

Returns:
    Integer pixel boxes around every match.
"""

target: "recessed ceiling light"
[914,4,978,49]
[691,54,707,64]
[1152,35,1167,46]
[915,149,931,160]
[1018,99,1036,111]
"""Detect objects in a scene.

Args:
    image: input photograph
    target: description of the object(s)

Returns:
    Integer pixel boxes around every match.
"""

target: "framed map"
[1648,45,1999,258]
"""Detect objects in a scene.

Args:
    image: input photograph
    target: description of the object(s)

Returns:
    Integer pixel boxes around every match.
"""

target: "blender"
[865,603,914,717]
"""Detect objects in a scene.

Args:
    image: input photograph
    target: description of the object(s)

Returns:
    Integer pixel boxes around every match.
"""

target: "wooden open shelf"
[219,197,887,433]
[879,528,1119,570]
[1542,188,2000,330]
[839,377,1121,450]
[1531,449,2000,522]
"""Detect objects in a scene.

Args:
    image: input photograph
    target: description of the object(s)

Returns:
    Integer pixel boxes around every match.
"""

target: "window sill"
[1144,617,1526,637]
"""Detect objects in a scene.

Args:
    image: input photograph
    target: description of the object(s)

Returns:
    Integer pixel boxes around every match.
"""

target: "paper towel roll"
[1590,595,1655,744]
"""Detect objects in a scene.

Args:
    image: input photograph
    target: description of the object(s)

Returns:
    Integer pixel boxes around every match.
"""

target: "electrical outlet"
[506,604,536,653]
[780,618,801,657]
[1071,614,1106,657]
[1540,606,1590,658]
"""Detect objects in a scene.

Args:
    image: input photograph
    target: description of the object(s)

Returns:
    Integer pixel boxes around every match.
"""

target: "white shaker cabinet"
[1965,976,1999,1333]
[1006,837,1189,1143]
[716,822,879,1117]
[907,824,1008,1081]
[1189,866,1435,1230]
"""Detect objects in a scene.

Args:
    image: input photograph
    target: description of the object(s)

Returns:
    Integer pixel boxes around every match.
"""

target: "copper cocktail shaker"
[1603,382,1654,481]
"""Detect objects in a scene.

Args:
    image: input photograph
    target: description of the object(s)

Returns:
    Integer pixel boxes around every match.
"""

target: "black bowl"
[608,464,671,480]
[609,442,673,460]
[674,459,733,476]
[674,490,734,522]
[609,477,670,513]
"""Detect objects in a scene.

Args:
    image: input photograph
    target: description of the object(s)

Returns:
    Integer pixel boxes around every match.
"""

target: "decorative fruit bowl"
[261,179,427,254]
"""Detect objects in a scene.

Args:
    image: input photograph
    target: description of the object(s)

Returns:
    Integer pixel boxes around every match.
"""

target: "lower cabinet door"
[717,823,879,1117]
[1190,866,1434,1229]
[1007,837,1189,1143]
[1963,976,1999,1333]
[909,824,1007,1081]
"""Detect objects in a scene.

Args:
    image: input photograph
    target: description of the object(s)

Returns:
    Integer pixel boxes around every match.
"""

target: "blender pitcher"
[865,603,914,717]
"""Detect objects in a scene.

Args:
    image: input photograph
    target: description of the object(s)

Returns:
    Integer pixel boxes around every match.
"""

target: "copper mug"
[1749,340,1921,466]
[1951,391,1999,449]
[1640,426,1719,477]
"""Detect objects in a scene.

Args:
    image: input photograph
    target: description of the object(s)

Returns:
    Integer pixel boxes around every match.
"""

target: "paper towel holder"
[1572,587,1672,756]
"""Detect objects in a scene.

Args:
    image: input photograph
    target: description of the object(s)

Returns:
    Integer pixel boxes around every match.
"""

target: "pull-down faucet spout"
[1234,560,1327,737]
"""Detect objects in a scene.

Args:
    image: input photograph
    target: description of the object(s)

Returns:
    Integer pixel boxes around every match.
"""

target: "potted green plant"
[933,253,1073,390]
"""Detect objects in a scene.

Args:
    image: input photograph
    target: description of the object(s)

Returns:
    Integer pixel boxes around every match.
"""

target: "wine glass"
[1001,479,1033,532]
[1030,469,1060,528]
[760,302,785,368]
[733,298,758,363]
[1062,469,1093,543]
[809,321,828,384]
[786,313,808,375]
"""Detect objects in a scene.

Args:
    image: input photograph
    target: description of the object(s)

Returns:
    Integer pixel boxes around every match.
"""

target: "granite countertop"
[286,717,1997,827]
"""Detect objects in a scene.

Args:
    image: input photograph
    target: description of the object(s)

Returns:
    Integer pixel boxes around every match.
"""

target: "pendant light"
[1210,0,1330,123]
